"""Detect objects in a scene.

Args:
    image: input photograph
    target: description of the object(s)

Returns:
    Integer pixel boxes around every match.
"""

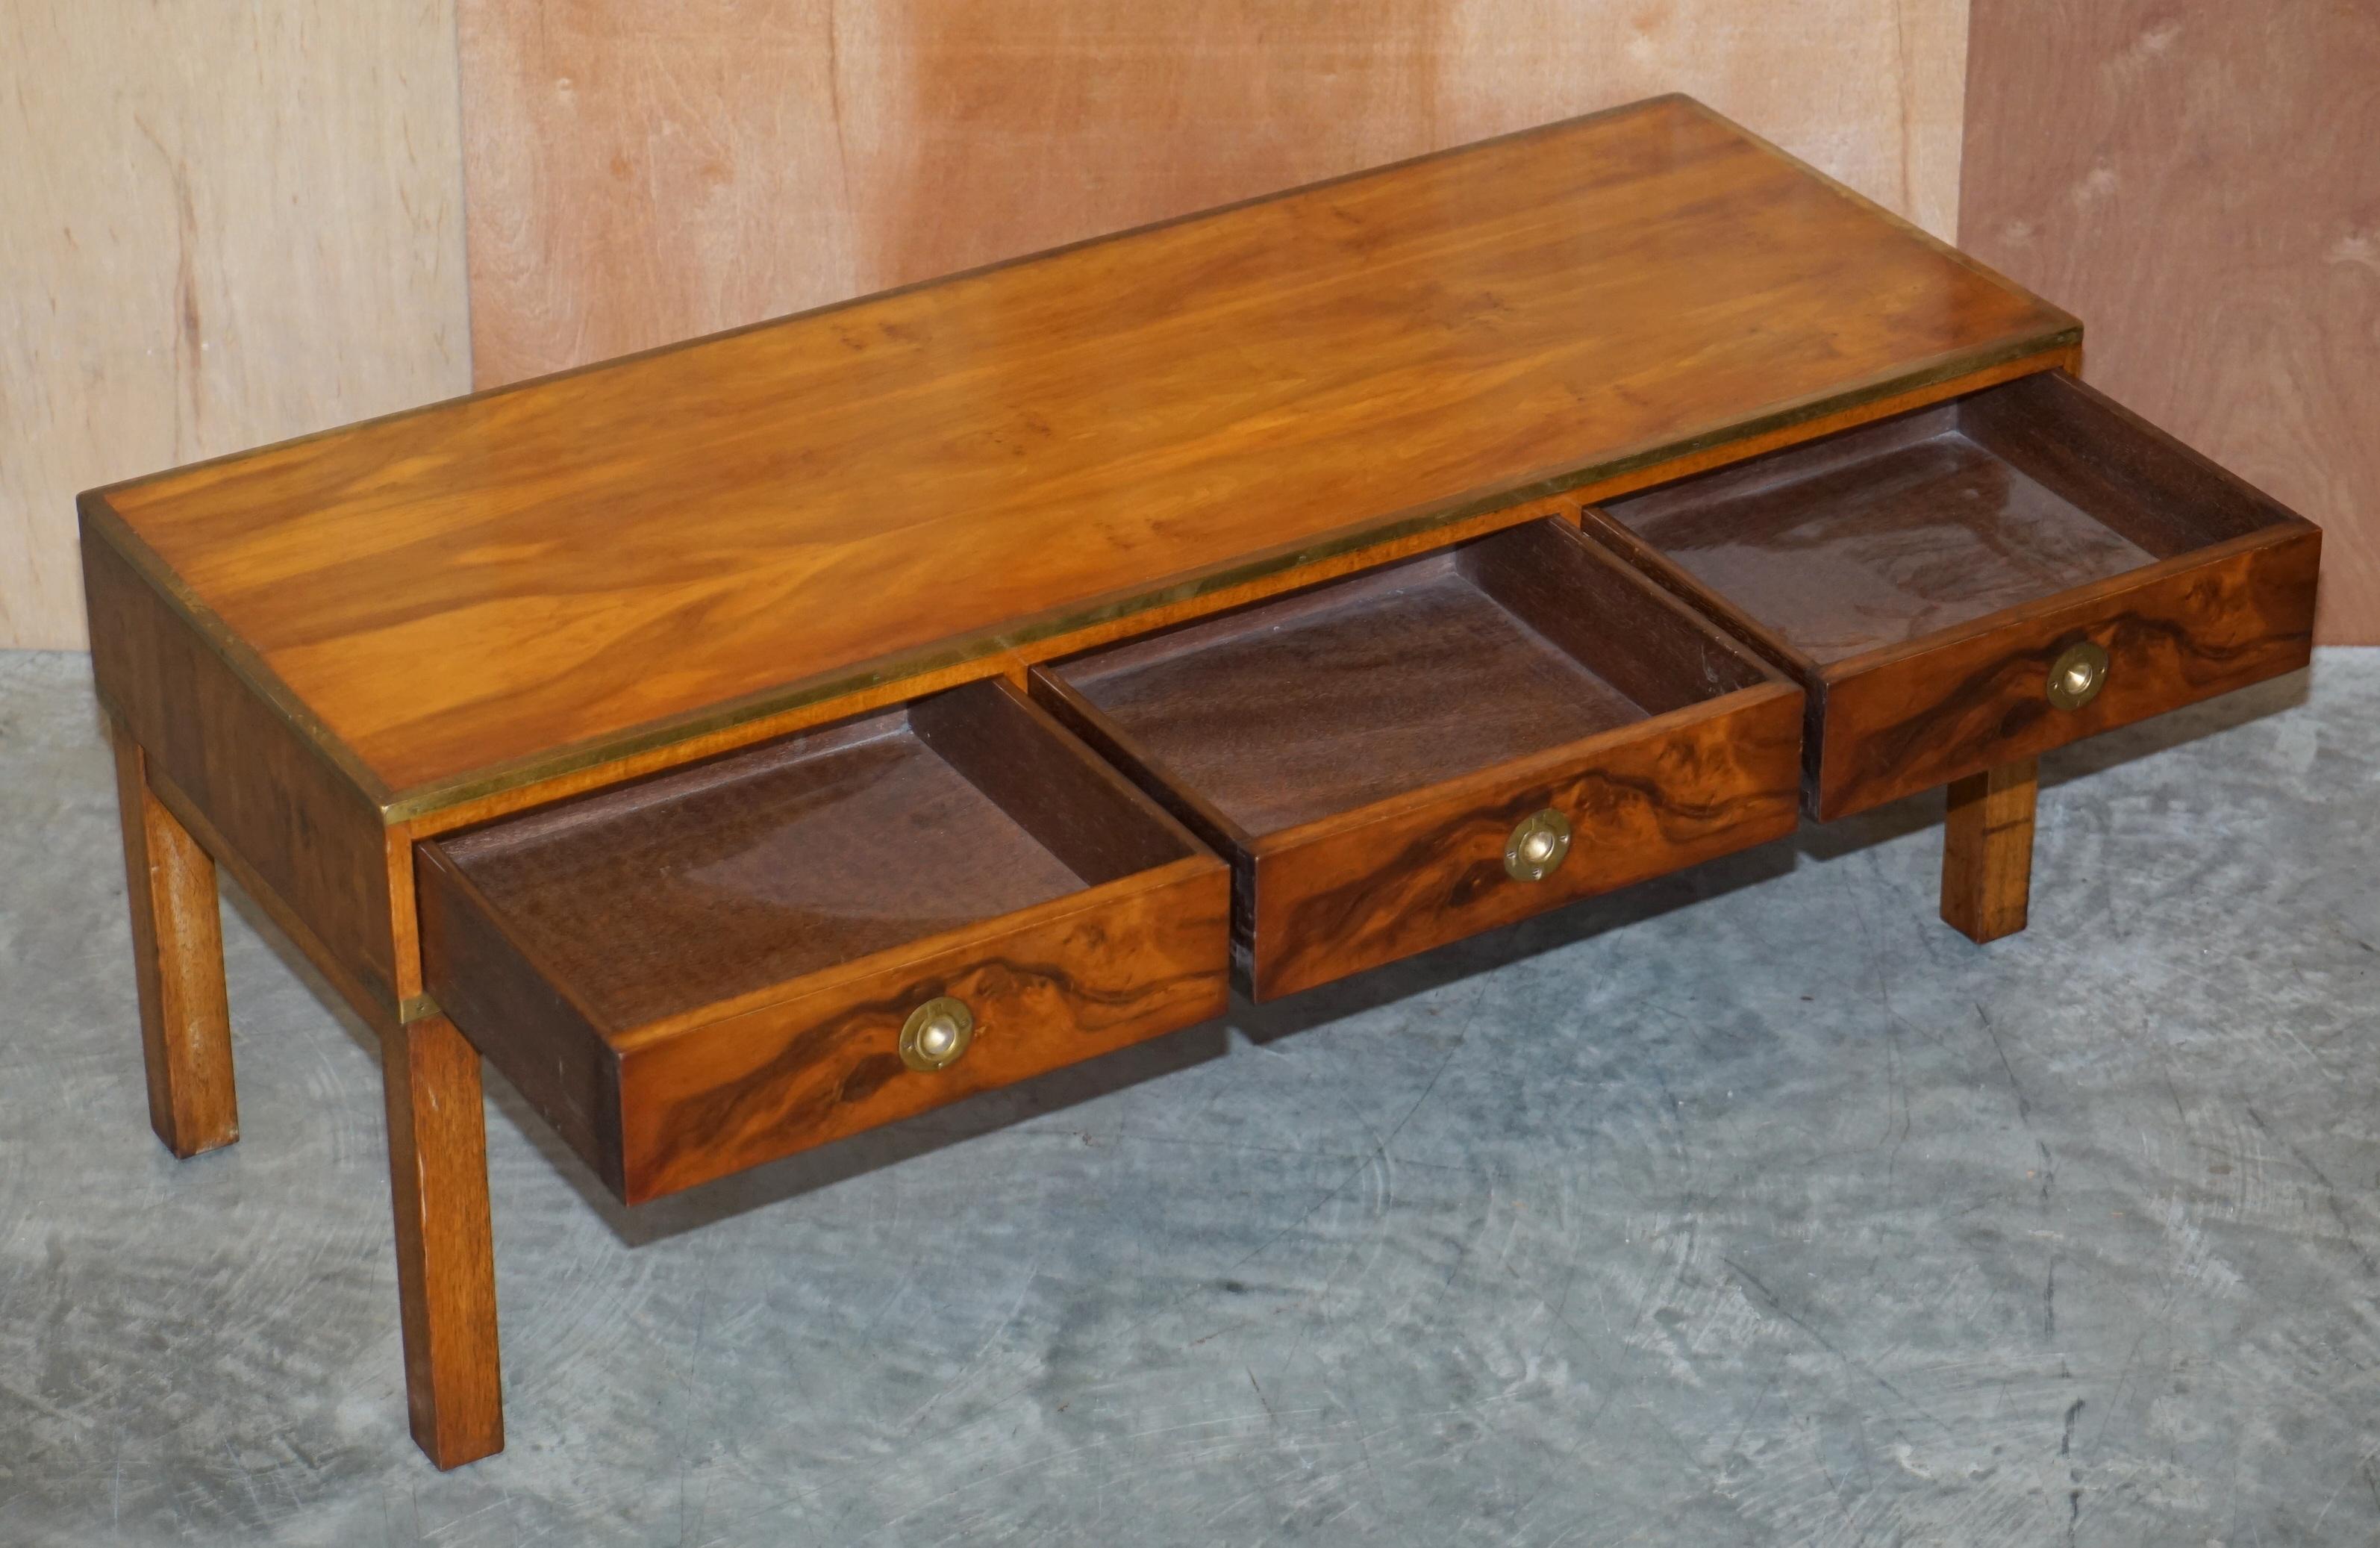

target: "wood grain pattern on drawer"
[419,678,1231,1205]
[1815,525,2318,818]
[1591,368,2322,820]
[1243,684,1802,999]
[613,858,1227,1202]
[1036,514,1806,1000]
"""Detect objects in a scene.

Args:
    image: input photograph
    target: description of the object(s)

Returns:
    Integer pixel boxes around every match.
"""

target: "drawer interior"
[1601,370,2296,664]
[426,679,1202,1032]
[1038,516,1778,840]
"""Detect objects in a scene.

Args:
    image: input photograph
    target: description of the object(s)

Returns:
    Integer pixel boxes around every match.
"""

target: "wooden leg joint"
[1940,756,2039,944]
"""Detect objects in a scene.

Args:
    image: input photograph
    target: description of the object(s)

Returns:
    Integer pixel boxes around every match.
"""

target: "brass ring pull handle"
[899,996,974,1071]
[2046,640,2111,711]
[1504,808,1572,882]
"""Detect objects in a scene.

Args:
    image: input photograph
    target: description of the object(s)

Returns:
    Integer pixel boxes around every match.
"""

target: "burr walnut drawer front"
[1585,369,2322,821]
[416,678,1230,1205]
[1031,516,1806,1002]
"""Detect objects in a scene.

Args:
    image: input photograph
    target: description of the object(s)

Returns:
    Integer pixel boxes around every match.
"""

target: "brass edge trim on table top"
[372,331,2078,825]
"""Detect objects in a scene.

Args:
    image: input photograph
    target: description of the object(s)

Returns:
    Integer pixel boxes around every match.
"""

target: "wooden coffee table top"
[86,94,2074,820]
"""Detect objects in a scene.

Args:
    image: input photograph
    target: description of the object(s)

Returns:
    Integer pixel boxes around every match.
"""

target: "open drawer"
[1031,516,1805,1000]
[416,678,1229,1204]
[1584,369,2321,820]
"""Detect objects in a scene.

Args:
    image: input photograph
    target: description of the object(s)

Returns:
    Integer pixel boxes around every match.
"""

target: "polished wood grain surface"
[97,96,2073,817]
[1593,372,2321,819]
[381,1014,503,1470]
[110,727,239,1158]
[1940,757,2037,944]
[419,679,1230,1201]
[1963,0,2379,646]
[1039,518,1802,997]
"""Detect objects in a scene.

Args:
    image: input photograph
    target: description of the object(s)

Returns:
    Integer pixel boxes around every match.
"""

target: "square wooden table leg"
[383,1013,505,1468]
[1940,756,2039,944]
[110,724,239,1158]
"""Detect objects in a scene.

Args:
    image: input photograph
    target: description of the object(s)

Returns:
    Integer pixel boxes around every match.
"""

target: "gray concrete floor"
[2,649,2377,1547]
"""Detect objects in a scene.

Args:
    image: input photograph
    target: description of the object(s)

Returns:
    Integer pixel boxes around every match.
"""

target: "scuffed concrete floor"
[2,647,2377,1547]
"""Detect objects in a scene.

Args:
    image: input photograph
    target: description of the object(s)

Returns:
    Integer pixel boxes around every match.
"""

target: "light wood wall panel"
[1963,0,2380,645]
[0,2,472,651]
[458,0,1970,389]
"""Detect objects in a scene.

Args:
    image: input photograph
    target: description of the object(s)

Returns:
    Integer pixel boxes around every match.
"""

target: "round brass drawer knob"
[899,996,974,1072]
[1505,808,1572,882]
[2046,640,2111,711]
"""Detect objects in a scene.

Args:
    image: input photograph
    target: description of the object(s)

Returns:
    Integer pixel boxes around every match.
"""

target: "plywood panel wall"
[458,0,1970,389]
[1962,0,2380,645]
[0,3,472,651]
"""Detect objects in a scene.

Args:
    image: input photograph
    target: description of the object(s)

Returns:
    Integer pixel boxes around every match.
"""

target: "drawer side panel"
[416,841,627,1196]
